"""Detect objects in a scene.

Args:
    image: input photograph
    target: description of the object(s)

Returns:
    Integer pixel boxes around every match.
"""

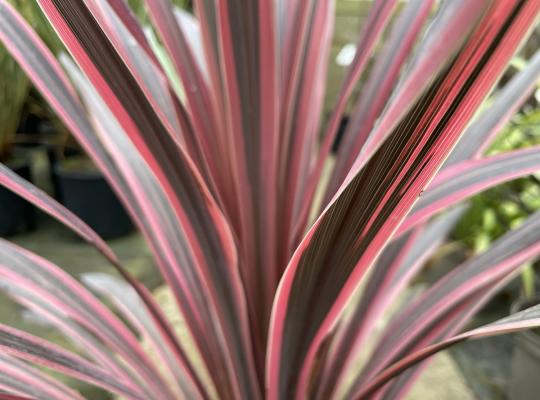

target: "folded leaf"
[267,2,539,398]
[314,206,465,398]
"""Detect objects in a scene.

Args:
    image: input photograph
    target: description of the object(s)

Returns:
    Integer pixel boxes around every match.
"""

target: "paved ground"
[407,352,474,400]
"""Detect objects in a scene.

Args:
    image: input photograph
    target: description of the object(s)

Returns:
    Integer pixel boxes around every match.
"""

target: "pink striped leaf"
[398,145,540,236]
[301,0,405,221]
[81,273,204,399]
[271,4,336,360]
[0,160,188,393]
[62,57,258,399]
[0,9,208,396]
[340,51,540,398]
[358,291,486,400]
[370,51,540,377]
[301,0,487,235]
[387,46,540,309]
[356,47,540,399]
[107,0,159,64]
[86,0,183,139]
[356,207,540,395]
[313,206,466,399]
[267,2,539,398]
[0,323,142,399]
[352,285,492,399]
[97,0,209,179]
[0,0,144,250]
[323,0,435,204]
[445,48,540,166]
[212,0,278,367]
[343,0,491,181]
[190,0,226,161]
[305,17,540,380]
[0,6,212,398]
[143,0,225,196]
[0,354,83,400]
[356,303,540,398]
[372,271,519,400]
[173,8,208,79]
[86,0,217,195]
[253,0,282,358]
[0,395,32,400]
[38,0,216,215]
[317,0,398,171]
[1,283,147,392]
[2,1,260,397]
[0,0,127,188]
[356,240,522,399]
[0,238,174,398]
[279,0,335,260]
[0,164,116,263]
[34,0,222,241]
[0,395,30,400]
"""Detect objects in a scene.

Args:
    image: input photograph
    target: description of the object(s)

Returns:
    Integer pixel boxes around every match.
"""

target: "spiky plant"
[0,1,540,399]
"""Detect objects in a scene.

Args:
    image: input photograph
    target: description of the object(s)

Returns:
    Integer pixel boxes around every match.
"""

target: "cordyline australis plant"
[1,0,540,398]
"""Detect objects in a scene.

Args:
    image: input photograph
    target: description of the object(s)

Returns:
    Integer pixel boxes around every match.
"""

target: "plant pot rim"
[53,162,103,181]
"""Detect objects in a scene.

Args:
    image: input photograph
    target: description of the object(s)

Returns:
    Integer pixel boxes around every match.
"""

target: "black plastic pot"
[16,113,46,137]
[53,162,133,240]
[0,159,36,236]
[508,298,540,400]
